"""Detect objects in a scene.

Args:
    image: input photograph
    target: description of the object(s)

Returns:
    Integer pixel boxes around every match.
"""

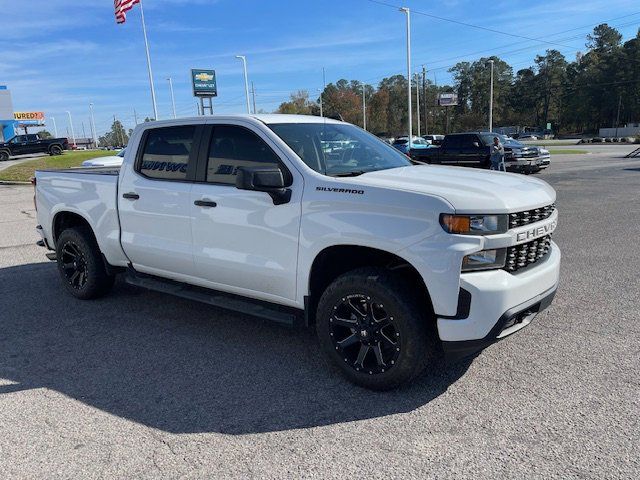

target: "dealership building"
[0,86,45,142]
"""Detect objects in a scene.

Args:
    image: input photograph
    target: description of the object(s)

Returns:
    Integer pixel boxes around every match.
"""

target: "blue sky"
[2,0,639,137]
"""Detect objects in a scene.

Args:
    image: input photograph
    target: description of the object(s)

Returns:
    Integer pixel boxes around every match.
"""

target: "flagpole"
[138,0,158,120]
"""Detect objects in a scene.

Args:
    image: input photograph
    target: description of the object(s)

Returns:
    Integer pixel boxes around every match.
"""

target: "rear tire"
[56,226,115,300]
[49,145,63,156]
[316,267,434,390]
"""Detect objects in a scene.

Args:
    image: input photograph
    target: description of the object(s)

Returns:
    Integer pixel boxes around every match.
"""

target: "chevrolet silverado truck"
[33,115,560,390]
[0,133,69,161]
[410,132,550,173]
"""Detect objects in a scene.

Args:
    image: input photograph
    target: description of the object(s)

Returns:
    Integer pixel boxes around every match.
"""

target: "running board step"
[124,272,301,326]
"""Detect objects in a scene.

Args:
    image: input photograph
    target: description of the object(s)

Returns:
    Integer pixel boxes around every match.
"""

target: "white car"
[81,148,126,167]
[33,114,560,390]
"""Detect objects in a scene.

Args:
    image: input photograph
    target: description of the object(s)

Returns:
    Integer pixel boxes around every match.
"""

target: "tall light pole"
[362,84,367,131]
[65,111,76,148]
[167,77,177,119]
[317,88,324,118]
[89,103,98,148]
[415,73,421,137]
[400,7,412,146]
[488,59,494,132]
[51,116,58,138]
[235,55,251,114]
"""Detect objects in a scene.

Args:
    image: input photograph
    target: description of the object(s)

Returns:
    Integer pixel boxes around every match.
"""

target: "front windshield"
[269,123,411,176]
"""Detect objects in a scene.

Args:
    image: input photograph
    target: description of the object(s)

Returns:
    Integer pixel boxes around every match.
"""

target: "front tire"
[56,227,115,299]
[0,149,9,161]
[316,267,433,390]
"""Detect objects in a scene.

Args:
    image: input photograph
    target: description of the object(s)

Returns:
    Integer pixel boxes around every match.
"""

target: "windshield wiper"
[332,170,367,177]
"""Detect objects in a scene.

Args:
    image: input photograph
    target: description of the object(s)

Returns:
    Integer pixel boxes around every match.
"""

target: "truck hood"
[353,165,555,213]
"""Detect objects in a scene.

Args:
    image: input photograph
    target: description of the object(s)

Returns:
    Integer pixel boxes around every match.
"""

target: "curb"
[0,181,31,185]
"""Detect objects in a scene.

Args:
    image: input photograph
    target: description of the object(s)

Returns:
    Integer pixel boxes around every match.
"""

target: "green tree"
[277,90,316,115]
[98,119,129,147]
[534,50,567,128]
[36,130,52,139]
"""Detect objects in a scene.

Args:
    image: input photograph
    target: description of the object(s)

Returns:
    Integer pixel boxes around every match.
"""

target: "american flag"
[114,0,140,24]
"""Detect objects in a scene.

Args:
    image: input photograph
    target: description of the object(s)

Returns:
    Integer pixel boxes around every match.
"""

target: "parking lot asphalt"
[1,150,639,479]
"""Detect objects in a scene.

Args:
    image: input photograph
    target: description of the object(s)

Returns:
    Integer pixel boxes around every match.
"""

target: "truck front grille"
[504,235,552,272]
[508,203,556,229]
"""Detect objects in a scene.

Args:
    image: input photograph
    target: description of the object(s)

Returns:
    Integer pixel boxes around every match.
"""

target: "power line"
[363,0,623,51]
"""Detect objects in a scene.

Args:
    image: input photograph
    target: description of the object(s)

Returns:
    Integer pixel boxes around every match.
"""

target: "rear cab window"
[137,126,197,181]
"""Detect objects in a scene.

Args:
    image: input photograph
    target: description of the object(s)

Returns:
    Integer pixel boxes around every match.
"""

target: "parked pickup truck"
[34,115,560,390]
[0,133,69,160]
[410,132,550,173]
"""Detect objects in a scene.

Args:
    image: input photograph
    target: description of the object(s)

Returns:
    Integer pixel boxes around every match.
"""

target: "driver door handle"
[194,199,217,208]
[122,192,139,200]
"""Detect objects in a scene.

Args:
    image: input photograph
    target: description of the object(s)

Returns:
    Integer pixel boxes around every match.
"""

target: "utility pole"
[400,7,412,145]
[89,103,98,148]
[251,81,257,114]
[51,116,58,138]
[615,93,622,138]
[133,108,139,125]
[422,65,428,135]
[488,59,494,132]
[82,121,87,140]
[362,84,367,131]
[415,73,420,137]
[167,77,177,119]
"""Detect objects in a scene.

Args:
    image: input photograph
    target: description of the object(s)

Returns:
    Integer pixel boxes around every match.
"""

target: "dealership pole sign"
[438,93,458,107]
[191,69,217,97]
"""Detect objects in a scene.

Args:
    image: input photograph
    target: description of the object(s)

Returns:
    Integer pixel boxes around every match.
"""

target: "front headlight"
[511,149,522,158]
[462,248,507,271]
[440,214,508,235]
[539,148,549,155]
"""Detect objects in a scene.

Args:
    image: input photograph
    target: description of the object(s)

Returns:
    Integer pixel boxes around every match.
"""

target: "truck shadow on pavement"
[0,262,471,434]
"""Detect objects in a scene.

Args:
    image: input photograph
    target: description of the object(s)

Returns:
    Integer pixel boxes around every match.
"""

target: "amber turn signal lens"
[440,214,471,234]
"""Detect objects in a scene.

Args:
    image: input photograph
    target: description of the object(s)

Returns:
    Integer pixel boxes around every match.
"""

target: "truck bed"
[35,167,128,267]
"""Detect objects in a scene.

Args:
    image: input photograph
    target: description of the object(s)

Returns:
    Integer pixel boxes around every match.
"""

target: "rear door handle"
[194,199,217,207]
[122,192,139,200]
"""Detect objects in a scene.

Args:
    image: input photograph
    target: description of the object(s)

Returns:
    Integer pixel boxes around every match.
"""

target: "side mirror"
[236,166,291,205]
[472,141,480,148]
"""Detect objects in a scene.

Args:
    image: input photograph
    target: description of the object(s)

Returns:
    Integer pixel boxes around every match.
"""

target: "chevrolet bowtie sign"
[191,69,217,97]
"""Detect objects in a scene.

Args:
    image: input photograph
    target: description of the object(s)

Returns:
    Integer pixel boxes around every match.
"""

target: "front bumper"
[438,241,560,360]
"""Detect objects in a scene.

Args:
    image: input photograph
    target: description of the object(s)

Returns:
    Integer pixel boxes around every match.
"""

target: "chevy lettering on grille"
[516,220,557,243]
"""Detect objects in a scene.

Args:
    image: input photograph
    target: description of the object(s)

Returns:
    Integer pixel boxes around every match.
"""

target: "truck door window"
[206,125,281,185]
[138,126,196,180]
[445,136,461,149]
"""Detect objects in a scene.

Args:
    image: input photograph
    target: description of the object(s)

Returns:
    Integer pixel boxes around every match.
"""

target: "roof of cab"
[141,113,345,127]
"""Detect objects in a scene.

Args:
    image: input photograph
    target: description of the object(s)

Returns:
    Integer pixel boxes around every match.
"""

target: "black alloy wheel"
[0,150,9,161]
[50,145,63,155]
[60,241,89,290]
[316,267,432,390]
[55,226,115,299]
[329,294,401,375]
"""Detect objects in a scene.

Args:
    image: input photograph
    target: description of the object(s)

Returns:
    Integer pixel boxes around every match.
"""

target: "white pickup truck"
[34,114,560,390]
